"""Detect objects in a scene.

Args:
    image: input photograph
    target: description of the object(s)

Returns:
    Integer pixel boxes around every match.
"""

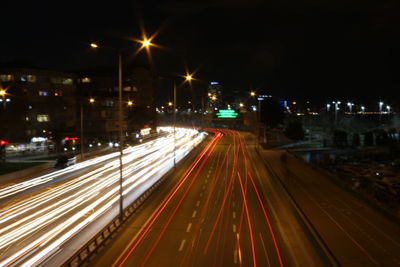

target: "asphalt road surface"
[90,130,330,267]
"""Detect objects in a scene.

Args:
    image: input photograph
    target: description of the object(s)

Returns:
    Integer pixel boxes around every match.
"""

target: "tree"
[364,131,374,146]
[260,98,285,128]
[352,133,360,147]
[333,130,348,147]
[375,129,390,146]
[285,121,305,141]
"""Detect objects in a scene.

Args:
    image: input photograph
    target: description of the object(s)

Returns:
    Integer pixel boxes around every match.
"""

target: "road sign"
[216,109,238,119]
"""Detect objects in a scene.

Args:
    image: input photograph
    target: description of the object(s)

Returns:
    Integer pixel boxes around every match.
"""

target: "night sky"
[2,0,400,103]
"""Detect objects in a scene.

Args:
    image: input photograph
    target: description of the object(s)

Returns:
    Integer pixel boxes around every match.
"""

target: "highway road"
[0,127,206,266]
[90,130,328,267]
[259,148,400,267]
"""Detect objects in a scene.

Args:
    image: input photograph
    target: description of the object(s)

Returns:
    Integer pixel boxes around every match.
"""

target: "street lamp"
[332,101,341,125]
[0,89,6,109]
[172,74,194,166]
[80,97,95,160]
[361,106,365,113]
[387,105,391,113]
[90,38,153,220]
[379,101,384,121]
[326,103,331,112]
[347,102,354,113]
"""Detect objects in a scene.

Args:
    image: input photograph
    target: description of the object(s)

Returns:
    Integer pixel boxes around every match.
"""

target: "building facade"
[0,66,157,148]
[0,68,77,144]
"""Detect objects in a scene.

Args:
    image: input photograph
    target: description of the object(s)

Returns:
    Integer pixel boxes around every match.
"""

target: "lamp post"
[173,82,177,167]
[347,102,354,113]
[90,39,152,220]
[332,101,340,125]
[80,97,95,160]
[173,74,193,167]
[0,89,6,109]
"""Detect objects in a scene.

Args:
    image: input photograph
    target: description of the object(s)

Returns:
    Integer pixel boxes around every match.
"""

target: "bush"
[285,121,305,141]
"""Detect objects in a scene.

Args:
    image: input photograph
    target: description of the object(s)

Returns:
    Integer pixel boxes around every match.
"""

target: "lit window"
[54,89,62,96]
[62,78,73,85]
[82,77,91,83]
[37,114,50,122]
[0,74,14,82]
[27,75,36,83]
[38,91,48,96]
[105,100,114,107]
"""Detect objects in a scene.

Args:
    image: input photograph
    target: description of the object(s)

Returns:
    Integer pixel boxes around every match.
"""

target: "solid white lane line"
[259,233,271,267]
[179,239,186,251]
[186,223,192,233]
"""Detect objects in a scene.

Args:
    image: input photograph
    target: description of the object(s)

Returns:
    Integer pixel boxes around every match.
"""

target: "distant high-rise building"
[206,82,223,111]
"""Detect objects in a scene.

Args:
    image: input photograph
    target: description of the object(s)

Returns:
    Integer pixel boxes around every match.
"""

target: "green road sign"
[216,109,238,119]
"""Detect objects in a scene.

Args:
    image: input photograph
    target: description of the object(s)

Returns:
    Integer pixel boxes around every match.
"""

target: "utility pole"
[173,82,177,167]
[80,104,84,160]
[118,52,124,219]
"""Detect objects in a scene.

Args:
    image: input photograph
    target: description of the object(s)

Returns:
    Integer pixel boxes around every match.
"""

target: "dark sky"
[1,0,400,103]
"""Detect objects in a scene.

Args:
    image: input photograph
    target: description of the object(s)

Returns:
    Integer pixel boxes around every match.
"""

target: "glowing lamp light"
[90,43,98,48]
[142,40,151,47]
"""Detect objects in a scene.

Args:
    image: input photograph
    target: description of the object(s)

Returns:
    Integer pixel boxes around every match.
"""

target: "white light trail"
[0,127,207,266]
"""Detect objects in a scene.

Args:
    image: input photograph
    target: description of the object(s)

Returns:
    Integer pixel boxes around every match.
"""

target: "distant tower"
[206,82,223,111]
